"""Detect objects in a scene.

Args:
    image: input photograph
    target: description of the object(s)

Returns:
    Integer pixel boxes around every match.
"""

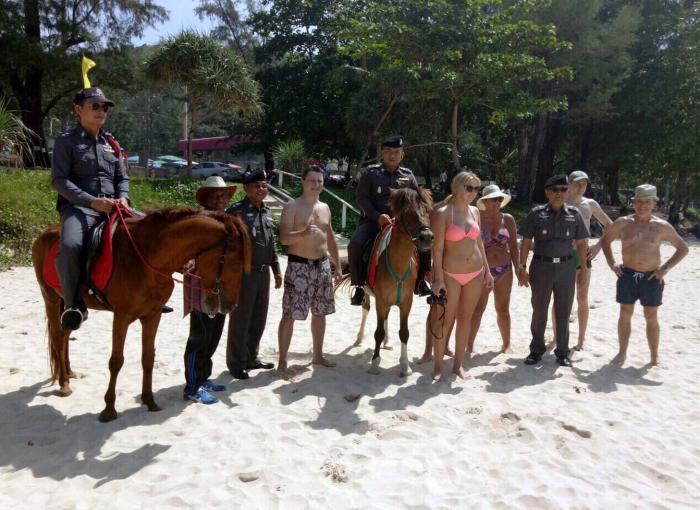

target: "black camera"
[426,289,447,306]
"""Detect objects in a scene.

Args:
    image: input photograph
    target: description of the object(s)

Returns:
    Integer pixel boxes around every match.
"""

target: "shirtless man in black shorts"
[601,184,688,366]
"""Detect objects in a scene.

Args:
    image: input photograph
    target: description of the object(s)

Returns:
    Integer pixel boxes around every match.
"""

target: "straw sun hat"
[195,175,237,206]
[476,184,511,211]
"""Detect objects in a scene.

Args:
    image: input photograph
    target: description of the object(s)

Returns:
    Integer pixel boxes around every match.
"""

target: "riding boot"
[414,251,432,296]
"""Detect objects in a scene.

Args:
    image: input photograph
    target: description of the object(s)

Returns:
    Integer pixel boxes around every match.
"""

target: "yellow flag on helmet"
[82,56,96,89]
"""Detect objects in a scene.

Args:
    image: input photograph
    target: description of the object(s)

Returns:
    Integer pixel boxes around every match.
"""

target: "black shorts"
[616,267,664,307]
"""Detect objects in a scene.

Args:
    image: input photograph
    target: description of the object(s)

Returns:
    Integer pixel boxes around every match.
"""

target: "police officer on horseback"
[348,136,432,305]
[51,87,129,331]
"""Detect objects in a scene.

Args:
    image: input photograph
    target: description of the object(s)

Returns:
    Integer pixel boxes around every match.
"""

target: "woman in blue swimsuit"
[468,184,519,354]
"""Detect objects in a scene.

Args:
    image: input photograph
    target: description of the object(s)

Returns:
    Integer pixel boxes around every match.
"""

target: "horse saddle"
[365,225,393,290]
[44,209,134,307]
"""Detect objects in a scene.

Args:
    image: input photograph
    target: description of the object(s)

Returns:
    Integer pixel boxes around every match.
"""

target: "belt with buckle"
[533,254,573,264]
[288,254,327,265]
[96,193,114,198]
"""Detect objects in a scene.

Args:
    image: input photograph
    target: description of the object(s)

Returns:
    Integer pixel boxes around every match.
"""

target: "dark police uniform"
[51,123,129,312]
[519,203,589,359]
[225,194,281,373]
[348,163,419,286]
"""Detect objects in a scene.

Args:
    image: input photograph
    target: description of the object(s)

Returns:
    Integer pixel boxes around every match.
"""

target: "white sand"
[0,243,699,509]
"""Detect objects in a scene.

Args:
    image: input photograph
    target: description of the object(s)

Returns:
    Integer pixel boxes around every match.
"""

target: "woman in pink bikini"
[430,171,493,380]
[468,184,519,354]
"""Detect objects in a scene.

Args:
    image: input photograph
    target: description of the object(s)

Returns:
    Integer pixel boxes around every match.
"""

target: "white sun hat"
[476,184,512,210]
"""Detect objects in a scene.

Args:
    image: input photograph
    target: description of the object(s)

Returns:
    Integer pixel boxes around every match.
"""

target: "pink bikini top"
[445,205,480,242]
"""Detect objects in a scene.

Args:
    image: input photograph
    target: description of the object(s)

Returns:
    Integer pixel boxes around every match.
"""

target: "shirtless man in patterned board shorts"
[277,166,342,372]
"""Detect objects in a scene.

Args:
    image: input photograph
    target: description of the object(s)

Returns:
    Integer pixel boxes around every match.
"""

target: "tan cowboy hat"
[477,184,511,210]
[195,175,237,206]
[631,184,658,201]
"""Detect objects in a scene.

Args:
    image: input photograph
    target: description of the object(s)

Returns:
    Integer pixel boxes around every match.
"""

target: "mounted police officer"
[517,174,589,367]
[225,169,281,379]
[348,136,431,305]
[51,87,129,331]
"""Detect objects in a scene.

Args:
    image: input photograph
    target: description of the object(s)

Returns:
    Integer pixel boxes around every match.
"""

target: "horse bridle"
[193,236,231,299]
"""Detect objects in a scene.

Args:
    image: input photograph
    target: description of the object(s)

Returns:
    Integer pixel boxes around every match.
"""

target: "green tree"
[272,139,306,174]
[142,31,262,171]
[0,96,36,165]
[0,0,166,165]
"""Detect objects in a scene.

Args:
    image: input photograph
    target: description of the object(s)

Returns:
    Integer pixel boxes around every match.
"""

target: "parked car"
[191,161,231,178]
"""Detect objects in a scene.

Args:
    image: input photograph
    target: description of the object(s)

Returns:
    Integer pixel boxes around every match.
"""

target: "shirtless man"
[601,184,688,366]
[277,166,342,372]
[567,170,613,350]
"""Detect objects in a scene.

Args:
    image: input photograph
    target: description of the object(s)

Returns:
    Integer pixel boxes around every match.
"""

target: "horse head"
[389,186,434,251]
[194,211,252,315]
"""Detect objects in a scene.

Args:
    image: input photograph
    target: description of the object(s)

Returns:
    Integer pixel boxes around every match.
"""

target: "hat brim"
[631,195,658,201]
[477,192,511,210]
[195,185,237,206]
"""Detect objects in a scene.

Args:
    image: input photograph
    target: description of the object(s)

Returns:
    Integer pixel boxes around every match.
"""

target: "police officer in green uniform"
[348,136,431,305]
[225,169,282,379]
[51,87,129,331]
[518,174,589,366]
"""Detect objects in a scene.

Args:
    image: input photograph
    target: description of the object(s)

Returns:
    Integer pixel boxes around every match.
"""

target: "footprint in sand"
[561,423,592,438]
[321,459,348,483]
[500,412,520,423]
[672,325,686,330]
[238,470,262,483]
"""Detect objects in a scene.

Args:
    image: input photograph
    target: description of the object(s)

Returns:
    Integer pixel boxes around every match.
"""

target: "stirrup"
[414,279,432,297]
[350,286,365,306]
[61,307,86,331]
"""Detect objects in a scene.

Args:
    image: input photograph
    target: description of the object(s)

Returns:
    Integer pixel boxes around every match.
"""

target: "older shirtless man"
[277,166,342,371]
[601,184,688,366]
[567,170,613,350]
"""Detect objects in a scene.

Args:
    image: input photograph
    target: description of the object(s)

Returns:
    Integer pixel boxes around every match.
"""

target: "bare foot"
[650,356,659,366]
[416,353,432,364]
[452,366,471,379]
[432,371,442,382]
[501,344,512,354]
[432,363,443,381]
[573,344,583,352]
[611,353,626,364]
[444,348,454,358]
[313,356,336,367]
[277,360,288,372]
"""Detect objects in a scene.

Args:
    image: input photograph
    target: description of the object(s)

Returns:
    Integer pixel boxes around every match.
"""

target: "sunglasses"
[87,102,110,113]
[549,186,568,193]
[464,185,481,193]
[488,197,505,203]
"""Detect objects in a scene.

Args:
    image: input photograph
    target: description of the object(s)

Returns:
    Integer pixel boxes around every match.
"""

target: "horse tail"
[334,272,352,294]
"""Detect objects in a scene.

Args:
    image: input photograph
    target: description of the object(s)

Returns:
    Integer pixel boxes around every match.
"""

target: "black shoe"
[557,356,573,367]
[350,286,365,306]
[231,368,250,380]
[61,308,85,331]
[414,279,432,297]
[247,359,274,370]
[161,305,174,313]
[524,353,542,365]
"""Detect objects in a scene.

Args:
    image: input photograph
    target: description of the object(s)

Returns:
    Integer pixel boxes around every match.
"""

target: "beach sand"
[0,242,698,509]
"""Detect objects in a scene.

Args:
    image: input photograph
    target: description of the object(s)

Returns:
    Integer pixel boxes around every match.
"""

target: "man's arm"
[355,171,380,224]
[588,200,613,258]
[114,151,129,201]
[518,237,532,287]
[278,202,315,246]
[51,136,96,208]
[650,221,689,280]
[601,218,625,276]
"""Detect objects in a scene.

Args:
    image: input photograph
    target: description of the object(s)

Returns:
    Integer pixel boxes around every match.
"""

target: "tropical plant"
[0,97,36,166]
[272,139,306,175]
[142,31,262,172]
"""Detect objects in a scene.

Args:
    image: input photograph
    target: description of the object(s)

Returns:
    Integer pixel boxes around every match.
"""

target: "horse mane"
[389,186,433,213]
[139,207,252,270]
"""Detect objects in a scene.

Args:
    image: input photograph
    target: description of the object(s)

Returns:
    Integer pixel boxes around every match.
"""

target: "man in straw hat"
[52,84,128,331]
[601,184,688,366]
[518,174,589,367]
[182,176,237,404]
[566,170,613,351]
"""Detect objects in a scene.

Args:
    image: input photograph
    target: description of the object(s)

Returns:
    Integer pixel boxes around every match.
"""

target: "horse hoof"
[55,385,72,397]
[68,370,77,379]
[400,368,412,377]
[381,345,394,351]
[145,402,162,412]
[367,367,380,375]
[98,408,118,423]
[353,338,363,347]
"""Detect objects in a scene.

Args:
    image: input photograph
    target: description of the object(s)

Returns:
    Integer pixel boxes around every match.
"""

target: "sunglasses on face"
[464,185,481,193]
[550,186,568,194]
[87,102,110,113]
[488,197,505,203]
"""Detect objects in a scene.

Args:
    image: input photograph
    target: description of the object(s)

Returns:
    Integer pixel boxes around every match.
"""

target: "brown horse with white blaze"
[32,208,251,422]
[344,187,433,376]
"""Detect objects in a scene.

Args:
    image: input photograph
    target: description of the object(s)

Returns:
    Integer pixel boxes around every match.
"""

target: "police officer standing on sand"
[517,174,589,366]
[226,169,282,379]
[51,86,129,331]
[348,136,431,305]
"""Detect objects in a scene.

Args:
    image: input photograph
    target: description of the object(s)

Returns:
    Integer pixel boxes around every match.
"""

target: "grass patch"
[0,168,244,268]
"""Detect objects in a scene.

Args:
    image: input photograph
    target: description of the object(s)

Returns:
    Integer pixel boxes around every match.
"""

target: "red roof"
[178,135,260,153]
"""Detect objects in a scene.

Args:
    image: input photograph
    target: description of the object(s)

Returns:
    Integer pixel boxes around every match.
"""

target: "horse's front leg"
[99,313,132,422]
[139,312,163,412]
[382,318,392,350]
[398,299,413,377]
[46,296,72,395]
[354,294,370,347]
[369,306,389,375]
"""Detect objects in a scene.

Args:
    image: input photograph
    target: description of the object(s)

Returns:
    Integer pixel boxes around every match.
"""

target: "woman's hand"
[483,270,494,290]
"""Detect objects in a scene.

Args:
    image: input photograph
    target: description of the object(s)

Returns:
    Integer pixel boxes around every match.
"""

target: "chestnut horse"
[32,208,251,422]
[343,187,433,376]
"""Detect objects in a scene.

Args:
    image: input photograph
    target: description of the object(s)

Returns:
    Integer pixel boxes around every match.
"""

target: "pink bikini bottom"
[444,268,483,287]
